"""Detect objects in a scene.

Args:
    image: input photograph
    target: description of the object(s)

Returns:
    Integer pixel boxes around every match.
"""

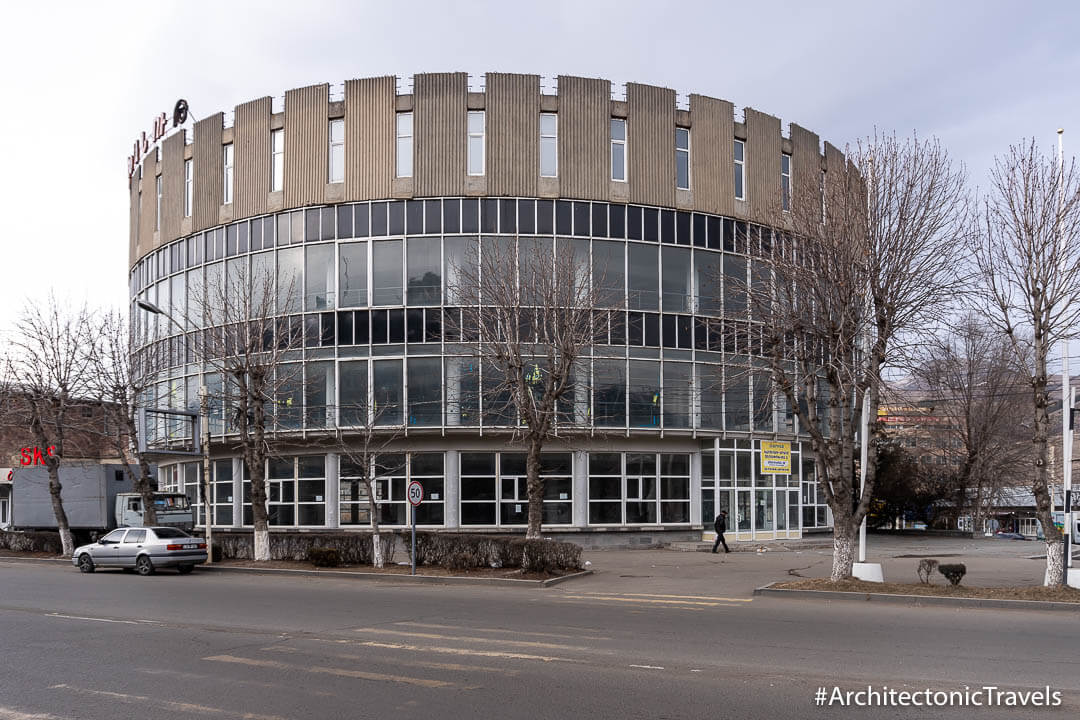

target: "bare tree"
[444,237,595,539]
[970,139,1080,587]
[915,316,1030,531]
[752,133,967,580]
[4,296,97,556]
[327,394,406,568]
[86,310,161,525]
[186,257,303,561]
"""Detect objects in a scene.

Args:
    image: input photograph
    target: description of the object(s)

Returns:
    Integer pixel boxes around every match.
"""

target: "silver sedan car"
[72,527,208,575]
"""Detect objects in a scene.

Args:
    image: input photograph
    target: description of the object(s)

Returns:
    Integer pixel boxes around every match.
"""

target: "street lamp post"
[1058,129,1072,585]
[136,299,213,564]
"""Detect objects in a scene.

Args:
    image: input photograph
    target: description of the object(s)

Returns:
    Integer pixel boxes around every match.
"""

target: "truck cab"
[115,493,194,532]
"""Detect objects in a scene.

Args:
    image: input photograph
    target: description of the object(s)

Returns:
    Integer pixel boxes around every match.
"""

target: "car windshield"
[153,494,190,510]
[152,528,191,539]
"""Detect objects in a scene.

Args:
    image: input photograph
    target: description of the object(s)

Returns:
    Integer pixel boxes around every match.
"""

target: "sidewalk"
[575,535,1068,598]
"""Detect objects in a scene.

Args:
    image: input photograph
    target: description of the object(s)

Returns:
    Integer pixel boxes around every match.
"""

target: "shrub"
[917,559,939,584]
[0,530,63,554]
[403,532,583,573]
[308,547,342,567]
[938,563,967,586]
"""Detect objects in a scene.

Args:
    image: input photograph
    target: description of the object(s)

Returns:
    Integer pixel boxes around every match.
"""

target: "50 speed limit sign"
[407,480,424,506]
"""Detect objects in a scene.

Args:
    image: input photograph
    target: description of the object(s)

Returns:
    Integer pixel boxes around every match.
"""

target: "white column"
[325,453,340,529]
[443,450,459,529]
[690,449,702,527]
[572,450,588,528]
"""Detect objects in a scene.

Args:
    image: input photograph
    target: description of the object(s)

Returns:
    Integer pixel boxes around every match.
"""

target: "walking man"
[712,510,730,553]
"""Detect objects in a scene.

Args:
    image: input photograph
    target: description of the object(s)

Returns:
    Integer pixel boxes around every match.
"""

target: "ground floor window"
[459,452,573,526]
[587,452,690,525]
[370,453,444,526]
[243,455,327,527]
[701,439,808,535]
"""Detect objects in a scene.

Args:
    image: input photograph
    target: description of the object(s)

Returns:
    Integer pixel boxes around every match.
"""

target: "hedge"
[210,531,582,573]
[0,530,64,554]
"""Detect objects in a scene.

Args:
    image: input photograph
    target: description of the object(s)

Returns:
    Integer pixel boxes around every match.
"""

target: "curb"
[1,554,593,588]
[0,555,69,564]
[752,583,1080,612]
[191,564,593,588]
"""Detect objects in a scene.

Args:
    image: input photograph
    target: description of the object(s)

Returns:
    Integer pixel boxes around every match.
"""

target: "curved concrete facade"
[129,73,837,543]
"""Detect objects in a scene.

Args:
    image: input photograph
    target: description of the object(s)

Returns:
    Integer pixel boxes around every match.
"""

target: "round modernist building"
[129,73,839,546]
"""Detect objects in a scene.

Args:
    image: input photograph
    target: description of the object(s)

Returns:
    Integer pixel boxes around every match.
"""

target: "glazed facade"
[130,73,838,543]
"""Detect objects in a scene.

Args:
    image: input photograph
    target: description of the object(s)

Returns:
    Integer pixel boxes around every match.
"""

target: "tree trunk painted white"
[253,527,270,562]
[372,532,384,569]
[1045,538,1064,586]
[831,526,857,581]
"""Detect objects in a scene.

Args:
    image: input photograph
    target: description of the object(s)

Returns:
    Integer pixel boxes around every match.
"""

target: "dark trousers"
[712,533,729,553]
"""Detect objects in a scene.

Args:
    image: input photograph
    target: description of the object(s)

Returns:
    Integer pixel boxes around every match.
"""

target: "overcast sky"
[2,0,1078,342]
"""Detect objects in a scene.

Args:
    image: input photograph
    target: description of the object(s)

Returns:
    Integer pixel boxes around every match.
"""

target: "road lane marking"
[558,594,745,607]
[203,655,454,688]
[342,639,580,663]
[578,592,752,603]
[0,707,67,720]
[45,613,158,625]
[395,621,612,641]
[629,664,665,670]
[49,684,286,720]
[137,668,336,697]
[266,644,521,675]
[350,627,597,651]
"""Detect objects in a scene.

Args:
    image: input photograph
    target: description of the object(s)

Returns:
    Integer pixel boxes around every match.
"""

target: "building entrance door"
[0,496,8,529]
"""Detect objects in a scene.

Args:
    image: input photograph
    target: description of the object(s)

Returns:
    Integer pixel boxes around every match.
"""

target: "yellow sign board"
[760,441,791,474]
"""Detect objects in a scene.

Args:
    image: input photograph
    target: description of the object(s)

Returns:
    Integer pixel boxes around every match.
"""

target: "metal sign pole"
[411,502,416,576]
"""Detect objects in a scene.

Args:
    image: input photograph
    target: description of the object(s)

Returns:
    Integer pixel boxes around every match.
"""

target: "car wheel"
[177,564,194,575]
[78,554,95,573]
[135,555,155,576]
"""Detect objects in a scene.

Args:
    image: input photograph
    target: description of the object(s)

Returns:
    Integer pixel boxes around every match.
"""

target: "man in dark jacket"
[712,510,730,553]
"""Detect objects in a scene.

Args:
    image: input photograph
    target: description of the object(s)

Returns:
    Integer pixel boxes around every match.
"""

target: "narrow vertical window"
[329,119,344,183]
[396,112,413,178]
[183,159,192,217]
[271,129,284,192]
[222,143,233,205]
[155,175,162,230]
[611,119,626,182]
[781,153,791,212]
[733,139,745,201]
[467,111,485,176]
[675,128,690,190]
[540,113,558,177]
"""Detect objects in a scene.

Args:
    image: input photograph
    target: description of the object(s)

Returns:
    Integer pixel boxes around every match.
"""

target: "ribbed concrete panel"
[415,72,467,197]
[139,159,157,251]
[345,76,395,201]
[823,141,849,227]
[745,108,782,224]
[129,177,140,266]
[789,124,821,223]
[627,83,676,207]
[558,75,609,201]
[689,95,735,216]
[234,97,271,218]
[193,113,223,232]
[486,73,539,196]
[284,84,329,208]
[160,132,186,243]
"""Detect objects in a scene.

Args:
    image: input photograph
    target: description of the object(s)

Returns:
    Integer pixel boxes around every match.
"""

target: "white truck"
[9,461,193,536]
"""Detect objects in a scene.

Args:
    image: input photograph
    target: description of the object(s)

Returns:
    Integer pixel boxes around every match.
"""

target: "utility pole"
[1059,128,1072,583]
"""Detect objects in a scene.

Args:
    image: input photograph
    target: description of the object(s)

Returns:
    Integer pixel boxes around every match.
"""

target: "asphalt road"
[1,559,1078,720]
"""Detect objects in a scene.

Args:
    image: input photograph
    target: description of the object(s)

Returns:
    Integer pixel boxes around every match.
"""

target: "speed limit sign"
[407,480,424,506]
